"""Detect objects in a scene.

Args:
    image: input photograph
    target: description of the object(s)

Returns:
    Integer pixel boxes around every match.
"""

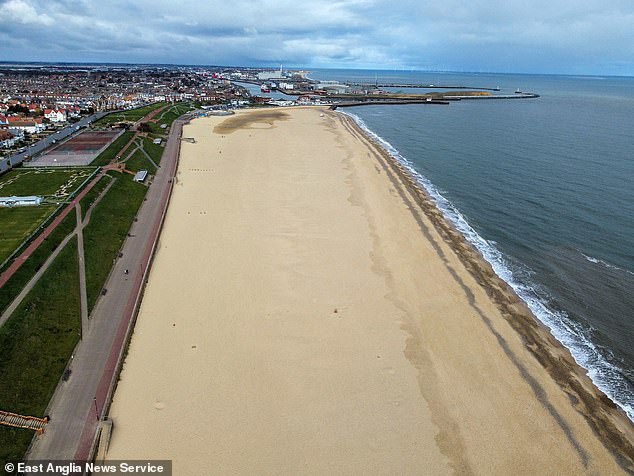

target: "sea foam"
[581,252,634,277]
[341,110,634,422]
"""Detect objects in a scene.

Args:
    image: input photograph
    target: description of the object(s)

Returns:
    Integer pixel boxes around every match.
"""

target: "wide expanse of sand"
[106,107,633,474]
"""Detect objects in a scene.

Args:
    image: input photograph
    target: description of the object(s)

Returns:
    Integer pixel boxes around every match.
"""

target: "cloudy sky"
[0,0,633,75]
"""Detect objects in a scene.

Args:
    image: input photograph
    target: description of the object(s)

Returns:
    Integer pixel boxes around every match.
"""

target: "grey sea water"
[311,69,634,420]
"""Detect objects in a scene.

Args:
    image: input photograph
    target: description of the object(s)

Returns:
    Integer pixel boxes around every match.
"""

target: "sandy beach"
[106,107,633,474]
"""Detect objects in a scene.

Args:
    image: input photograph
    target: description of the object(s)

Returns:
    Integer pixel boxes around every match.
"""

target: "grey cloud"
[0,0,632,74]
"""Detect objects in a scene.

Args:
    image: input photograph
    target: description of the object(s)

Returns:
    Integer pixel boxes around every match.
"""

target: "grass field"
[0,168,94,264]
[90,131,135,167]
[153,102,195,129]
[125,149,157,173]
[0,168,94,198]
[94,103,166,127]
[0,212,77,314]
[0,205,57,264]
[0,237,80,463]
[79,175,113,220]
[141,137,164,163]
[142,102,195,139]
[83,172,148,312]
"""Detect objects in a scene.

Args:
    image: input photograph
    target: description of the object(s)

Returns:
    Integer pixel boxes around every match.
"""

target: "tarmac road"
[5,111,111,167]
[25,114,193,461]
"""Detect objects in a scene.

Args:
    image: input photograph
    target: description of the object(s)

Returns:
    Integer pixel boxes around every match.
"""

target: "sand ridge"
[106,107,633,475]
[212,110,290,134]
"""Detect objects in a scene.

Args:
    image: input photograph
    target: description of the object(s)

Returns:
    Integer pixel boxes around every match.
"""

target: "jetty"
[347,82,502,91]
[443,92,540,99]
[331,99,449,109]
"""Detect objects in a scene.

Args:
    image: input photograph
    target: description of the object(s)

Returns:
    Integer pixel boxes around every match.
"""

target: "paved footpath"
[26,115,190,461]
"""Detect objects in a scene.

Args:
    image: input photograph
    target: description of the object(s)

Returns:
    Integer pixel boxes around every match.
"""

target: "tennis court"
[29,130,123,166]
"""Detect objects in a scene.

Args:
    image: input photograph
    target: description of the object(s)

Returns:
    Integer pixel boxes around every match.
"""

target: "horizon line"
[0,60,632,79]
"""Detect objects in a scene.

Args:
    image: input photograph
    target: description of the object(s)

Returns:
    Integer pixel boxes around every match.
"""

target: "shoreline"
[337,110,634,468]
[106,107,634,473]
[342,108,634,423]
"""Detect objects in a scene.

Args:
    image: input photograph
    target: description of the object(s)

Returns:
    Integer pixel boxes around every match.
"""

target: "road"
[26,114,192,462]
[4,111,112,167]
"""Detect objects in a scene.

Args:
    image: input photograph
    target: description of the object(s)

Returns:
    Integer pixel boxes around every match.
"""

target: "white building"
[133,170,148,183]
[0,195,43,207]
[44,109,67,123]
[257,66,284,81]
[314,82,350,94]
[0,130,19,149]
[6,119,45,134]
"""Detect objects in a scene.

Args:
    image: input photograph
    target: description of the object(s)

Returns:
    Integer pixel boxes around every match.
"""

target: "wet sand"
[106,107,633,474]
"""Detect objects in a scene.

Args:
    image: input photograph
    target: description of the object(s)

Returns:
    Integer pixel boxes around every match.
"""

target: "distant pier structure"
[346,82,502,91]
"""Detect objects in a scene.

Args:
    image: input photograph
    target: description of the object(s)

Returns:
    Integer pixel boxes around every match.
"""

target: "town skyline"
[2,60,634,78]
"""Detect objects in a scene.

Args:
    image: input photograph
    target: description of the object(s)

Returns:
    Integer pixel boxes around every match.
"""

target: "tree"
[8,104,29,115]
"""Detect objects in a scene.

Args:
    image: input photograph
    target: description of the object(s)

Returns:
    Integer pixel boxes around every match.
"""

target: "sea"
[309,69,634,421]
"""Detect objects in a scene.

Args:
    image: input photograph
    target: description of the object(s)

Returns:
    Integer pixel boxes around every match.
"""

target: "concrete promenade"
[26,115,189,461]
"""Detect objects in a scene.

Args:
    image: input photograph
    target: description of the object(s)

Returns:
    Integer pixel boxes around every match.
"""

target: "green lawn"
[142,102,194,141]
[0,168,93,198]
[0,205,57,264]
[94,103,166,127]
[0,212,77,314]
[141,138,164,163]
[79,175,113,220]
[0,167,94,264]
[83,172,148,312]
[153,102,195,130]
[0,237,80,464]
[90,131,135,166]
[145,122,166,138]
[125,149,156,174]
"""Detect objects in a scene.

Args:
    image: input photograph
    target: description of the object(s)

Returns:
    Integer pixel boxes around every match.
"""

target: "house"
[44,109,67,123]
[0,115,8,130]
[7,116,45,133]
[0,130,17,148]
[7,128,24,142]
[65,105,81,118]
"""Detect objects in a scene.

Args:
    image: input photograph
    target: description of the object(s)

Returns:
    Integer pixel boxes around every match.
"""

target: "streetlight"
[94,397,100,421]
